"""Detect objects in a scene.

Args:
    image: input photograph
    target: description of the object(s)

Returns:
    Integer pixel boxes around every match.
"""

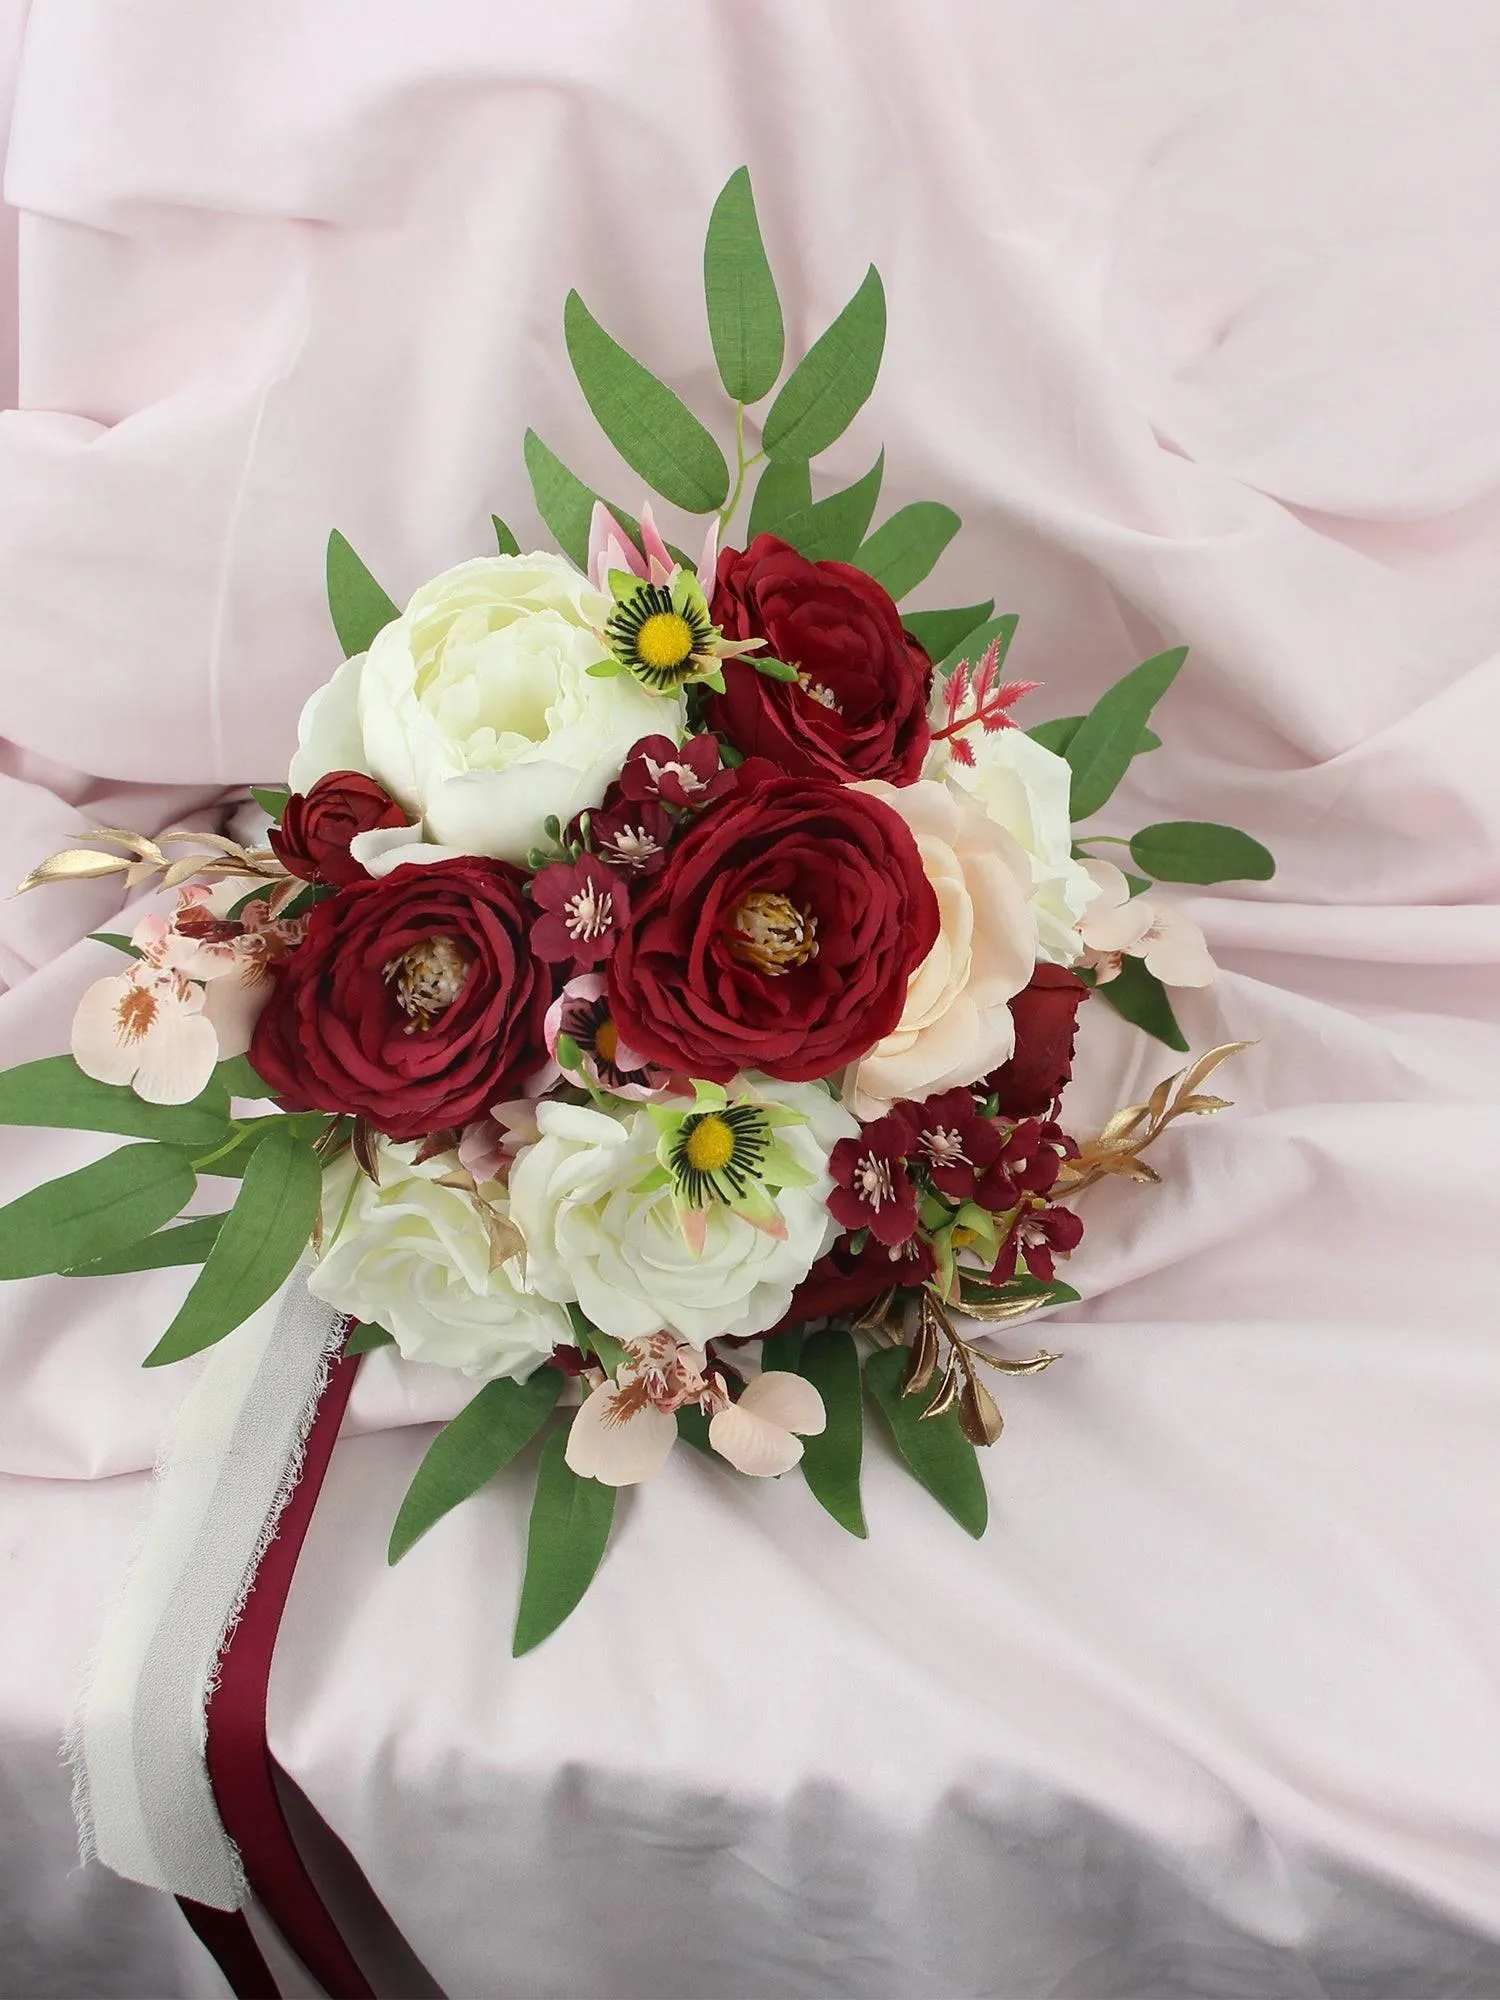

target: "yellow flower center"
[594,1018,620,1065]
[950,1226,978,1249]
[635,611,695,670]
[728,892,818,976]
[683,1114,737,1175]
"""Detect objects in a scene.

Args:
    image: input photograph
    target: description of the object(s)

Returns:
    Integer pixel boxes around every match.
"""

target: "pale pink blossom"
[71,965,219,1104]
[1079,860,1216,988]
[587,500,719,594]
[564,1333,825,1487]
[457,1100,544,1185]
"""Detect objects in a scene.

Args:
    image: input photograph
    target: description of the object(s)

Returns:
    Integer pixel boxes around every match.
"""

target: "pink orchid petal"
[588,502,645,591]
[1081,899,1156,953]
[1081,858,1131,912]
[130,1005,220,1105]
[1143,912,1217,988]
[738,1370,827,1437]
[638,502,674,576]
[696,515,720,584]
[708,1402,806,1478]
[71,973,157,1086]
[564,1384,677,1486]
[201,961,271,1056]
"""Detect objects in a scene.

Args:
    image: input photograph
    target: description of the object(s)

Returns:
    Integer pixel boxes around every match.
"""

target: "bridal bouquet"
[0,171,1271,1652]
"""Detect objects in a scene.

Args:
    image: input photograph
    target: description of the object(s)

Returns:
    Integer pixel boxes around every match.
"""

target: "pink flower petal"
[1080,898,1155,953]
[130,1004,220,1105]
[201,961,270,1056]
[71,973,157,1085]
[638,502,674,577]
[738,1370,827,1437]
[1081,859,1131,913]
[708,1402,805,1478]
[1143,910,1216,988]
[587,502,645,592]
[696,515,720,584]
[564,1383,677,1486]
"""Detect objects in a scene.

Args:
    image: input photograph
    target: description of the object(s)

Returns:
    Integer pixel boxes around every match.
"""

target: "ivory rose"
[846,779,1038,1119]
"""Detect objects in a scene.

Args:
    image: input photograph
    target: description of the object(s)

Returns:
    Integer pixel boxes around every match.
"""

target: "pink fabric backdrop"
[2,3,1499,1994]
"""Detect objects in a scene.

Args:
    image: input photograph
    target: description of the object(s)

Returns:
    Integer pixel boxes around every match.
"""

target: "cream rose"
[508,1078,857,1346]
[846,779,1038,1118]
[925,724,1094,964]
[308,1140,569,1381]
[289,554,678,868]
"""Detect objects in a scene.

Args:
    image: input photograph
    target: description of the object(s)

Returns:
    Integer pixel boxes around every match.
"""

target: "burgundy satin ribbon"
[187,1346,375,1999]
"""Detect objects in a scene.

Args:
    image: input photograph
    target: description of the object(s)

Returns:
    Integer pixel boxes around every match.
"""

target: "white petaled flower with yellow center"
[288,554,680,870]
[564,1331,827,1487]
[508,1075,857,1346]
[308,1138,570,1382]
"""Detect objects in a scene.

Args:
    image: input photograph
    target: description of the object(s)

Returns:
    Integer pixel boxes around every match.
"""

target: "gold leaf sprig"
[17,827,289,897]
[1053,1040,1251,1199]
[901,1291,1057,1446]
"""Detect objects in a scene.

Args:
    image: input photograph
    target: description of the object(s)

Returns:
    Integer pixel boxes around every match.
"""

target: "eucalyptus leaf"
[512,1426,618,1657]
[775,449,884,562]
[325,530,399,658]
[87,932,144,960]
[389,1368,562,1562]
[1029,716,1160,759]
[0,1143,196,1280]
[761,265,886,464]
[1128,821,1275,885]
[564,291,730,513]
[345,1321,395,1357]
[865,1343,988,1538]
[214,1053,271,1101]
[1092,956,1189,1052]
[0,1056,228,1148]
[855,501,961,600]
[1066,648,1188,822]
[902,601,995,662]
[797,1328,866,1538]
[250,785,290,819]
[143,1122,322,1366]
[64,1212,227,1277]
[703,166,784,404]
[491,514,521,557]
[746,458,812,540]
[523,430,642,571]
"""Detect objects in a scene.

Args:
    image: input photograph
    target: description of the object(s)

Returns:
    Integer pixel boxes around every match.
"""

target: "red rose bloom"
[607,772,940,1084]
[268,771,409,888]
[707,535,933,784]
[983,964,1089,1117]
[250,857,547,1141]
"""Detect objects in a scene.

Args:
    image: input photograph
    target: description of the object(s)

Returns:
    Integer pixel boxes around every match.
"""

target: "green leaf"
[513,1426,618,1657]
[523,431,644,572]
[388,1368,562,1562]
[864,1343,988,1538]
[87,932,144,960]
[1128,820,1275,885]
[957,1270,1080,1312]
[854,501,961,600]
[0,1056,229,1149]
[776,449,884,563]
[64,1211,227,1277]
[902,600,996,662]
[250,784,290,820]
[214,1053,271,1101]
[345,1321,395,1357]
[1092,956,1189,1052]
[761,265,886,464]
[144,1122,322,1366]
[326,530,399,659]
[797,1328,866,1538]
[1065,647,1188,821]
[564,291,730,513]
[934,611,1018,681]
[758,1327,804,1375]
[0,1143,195,1280]
[703,166,784,404]
[746,458,811,541]
[676,1403,713,1455]
[1028,716,1160,758]
[491,514,521,557]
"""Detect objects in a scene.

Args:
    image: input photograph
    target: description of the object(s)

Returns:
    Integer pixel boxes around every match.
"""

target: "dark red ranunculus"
[267,770,409,888]
[771,1234,937,1333]
[707,535,933,784]
[250,857,547,1141]
[606,772,939,1084]
[983,963,1089,1117]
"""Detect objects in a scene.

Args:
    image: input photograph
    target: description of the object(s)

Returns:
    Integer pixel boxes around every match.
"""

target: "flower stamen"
[728,892,818,976]
[384,935,474,1031]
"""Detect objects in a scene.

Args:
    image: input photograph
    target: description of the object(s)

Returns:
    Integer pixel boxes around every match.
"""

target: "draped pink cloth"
[2,3,1498,1994]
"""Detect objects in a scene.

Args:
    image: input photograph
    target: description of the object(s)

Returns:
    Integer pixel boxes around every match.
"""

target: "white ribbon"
[69,1264,345,1910]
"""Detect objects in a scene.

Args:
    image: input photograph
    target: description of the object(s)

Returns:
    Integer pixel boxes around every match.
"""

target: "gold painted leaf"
[1177,1092,1232,1115]
[483,1209,526,1270]
[901,1309,940,1397]
[956,1291,1050,1323]
[1172,1040,1252,1104]
[351,1119,382,1183]
[958,1371,1004,1446]
[971,1346,1059,1376]
[16,850,132,892]
[921,1358,962,1420]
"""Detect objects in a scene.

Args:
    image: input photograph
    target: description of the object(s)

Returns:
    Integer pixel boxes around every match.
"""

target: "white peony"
[289,554,679,868]
[508,1077,857,1346]
[846,779,1038,1119]
[926,725,1095,964]
[308,1139,569,1382]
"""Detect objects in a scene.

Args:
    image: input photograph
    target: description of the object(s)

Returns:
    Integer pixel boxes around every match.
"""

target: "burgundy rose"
[607,772,940,1084]
[828,1106,921,1247]
[250,857,547,1141]
[268,771,408,888]
[983,964,1089,1117]
[771,1234,936,1333]
[707,535,932,784]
